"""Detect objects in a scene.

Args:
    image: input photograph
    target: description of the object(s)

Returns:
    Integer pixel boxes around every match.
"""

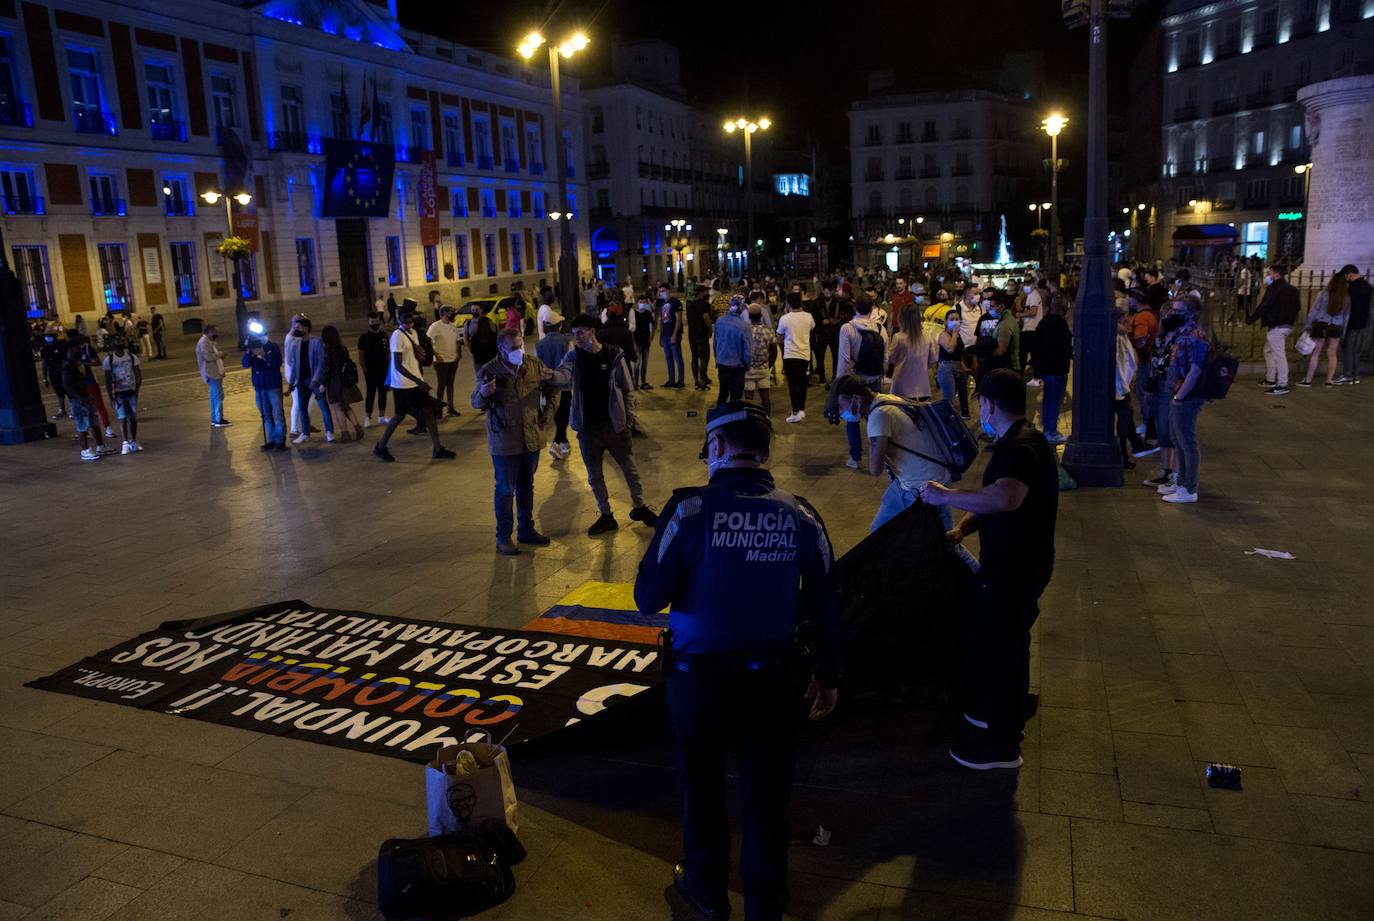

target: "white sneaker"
[1156,480,1179,496]
[1162,487,1197,504]
[378,416,391,424]
[797,410,806,421]
[1027,379,1043,388]
[786,412,801,424]
[80,448,100,461]
[121,441,133,455]
[104,426,116,437]
[362,417,372,428]
[846,458,861,469]
[293,433,309,445]
[131,441,143,452]
[549,443,561,460]
[1135,423,1147,436]
[561,442,572,457]
[325,430,335,443]
[1045,432,1067,444]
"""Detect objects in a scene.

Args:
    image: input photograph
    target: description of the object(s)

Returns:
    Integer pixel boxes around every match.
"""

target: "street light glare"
[234,192,252,206]
[1188,198,1198,206]
[1028,203,1037,211]
[1137,203,1147,210]
[717,227,729,235]
[758,117,771,130]
[1042,201,1052,209]
[723,120,736,133]
[201,190,221,205]
[1042,113,1068,137]
[915,216,924,223]
[1294,163,1307,174]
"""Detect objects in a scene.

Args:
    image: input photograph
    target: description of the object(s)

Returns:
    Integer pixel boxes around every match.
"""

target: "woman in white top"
[885,308,937,400]
[776,293,815,422]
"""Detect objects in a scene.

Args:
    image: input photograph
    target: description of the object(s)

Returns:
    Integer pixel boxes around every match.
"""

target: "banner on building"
[234,209,260,253]
[321,139,396,218]
[418,149,440,247]
[26,600,663,765]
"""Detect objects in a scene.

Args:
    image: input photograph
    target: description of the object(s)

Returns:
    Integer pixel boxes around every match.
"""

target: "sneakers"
[949,741,1024,771]
[1143,471,1172,487]
[378,415,392,424]
[1257,378,1276,388]
[785,412,803,424]
[587,513,619,535]
[121,441,133,455]
[1132,443,1161,458]
[963,712,989,730]
[97,444,118,455]
[293,433,309,445]
[373,445,395,462]
[210,420,232,428]
[130,441,142,452]
[1045,432,1068,445]
[495,541,521,557]
[517,531,551,546]
[628,505,659,527]
[80,448,100,461]
[104,425,116,437]
[1266,385,1290,395]
[1324,380,1337,388]
[639,382,654,390]
[325,430,335,443]
[1162,487,1198,504]
[432,447,456,459]
[549,443,562,460]
[1296,379,1313,388]
[50,411,68,420]
[559,441,572,457]
[845,458,861,469]
[1157,479,1180,496]
[1331,376,1350,385]
[1026,378,1043,388]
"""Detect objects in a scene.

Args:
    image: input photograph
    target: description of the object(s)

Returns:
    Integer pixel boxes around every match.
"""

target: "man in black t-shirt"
[685,293,714,389]
[921,369,1058,770]
[357,313,392,424]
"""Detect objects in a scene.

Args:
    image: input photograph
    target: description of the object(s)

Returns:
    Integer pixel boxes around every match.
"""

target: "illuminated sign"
[1278,211,1304,221]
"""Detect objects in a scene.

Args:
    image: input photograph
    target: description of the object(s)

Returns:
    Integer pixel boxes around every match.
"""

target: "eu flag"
[321,139,395,218]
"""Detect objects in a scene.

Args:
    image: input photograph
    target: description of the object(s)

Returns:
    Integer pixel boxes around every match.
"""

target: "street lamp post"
[519,31,588,318]
[201,188,252,348]
[723,115,770,276]
[1294,162,1312,261]
[1041,114,1067,275]
[1060,0,1136,489]
[666,219,691,285]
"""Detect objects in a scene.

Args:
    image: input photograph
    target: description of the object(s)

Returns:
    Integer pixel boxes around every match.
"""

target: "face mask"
[210,334,218,341]
[1264,276,1274,286]
[637,302,650,311]
[505,348,524,365]
[293,329,304,337]
[1162,314,1185,332]
[946,319,959,331]
[981,419,997,438]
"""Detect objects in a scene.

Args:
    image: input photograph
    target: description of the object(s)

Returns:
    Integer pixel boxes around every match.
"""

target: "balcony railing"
[896,131,913,144]
[2,194,42,215]
[503,158,519,173]
[952,129,972,140]
[446,149,465,167]
[269,130,309,153]
[894,168,915,180]
[1214,41,1239,59]
[1173,104,1199,122]
[164,200,193,217]
[1252,30,1276,49]
[1243,152,1268,168]
[1246,89,1274,108]
[951,165,973,176]
[1204,157,1234,172]
[587,161,611,180]
[919,167,940,178]
[1175,161,1195,176]
[530,162,544,176]
[1279,146,1309,164]
[0,100,32,128]
[1211,98,1239,116]
[863,134,883,147]
[73,106,117,136]
[638,161,649,178]
[920,132,939,143]
[863,169,885,182]
[149,116,185,142]
[477,153,493,170]
[90,196,126,216]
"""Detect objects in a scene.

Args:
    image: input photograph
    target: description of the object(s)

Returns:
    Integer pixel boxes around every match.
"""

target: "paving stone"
[0,725,114,809]
[1151,613,1219,655]
[23,876,141,921]
[1162,653,1242,704]
[1178,701,1274,767]
[214,734,425,809]
[1114,731,1205,809]
[1290,794,1374,854]
[1120,801,1214,832]
[1039,707,1115,774]
[1256,725,1367,800]
[1284,646,1374,697]
[1232,669,1328,730]
[879,889,1113,920]
[42,702,259,767]
[1038,657,1107,711]
[1038,769,1122,821]
[1201,765,1307,843]
[1104,676,1183,735]
[6,750,310,862]
[0,816,128,908]
[1071,817,1374,921]
[105,861,372,921]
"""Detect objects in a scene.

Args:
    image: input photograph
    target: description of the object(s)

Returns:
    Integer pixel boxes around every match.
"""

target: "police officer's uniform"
[635,402,841,921]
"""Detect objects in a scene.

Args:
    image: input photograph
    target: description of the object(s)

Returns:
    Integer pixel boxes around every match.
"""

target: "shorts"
[71,399,94,434]
[744,367,770,391]
[113,391,137,420]
[1310,322,1344,341]
[390,386,427,419]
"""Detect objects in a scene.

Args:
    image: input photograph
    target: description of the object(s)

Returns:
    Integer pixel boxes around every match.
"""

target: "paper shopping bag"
[425,742,519,837]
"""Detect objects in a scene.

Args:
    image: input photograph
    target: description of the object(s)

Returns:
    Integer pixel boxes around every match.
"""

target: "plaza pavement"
[0,352,1371,921]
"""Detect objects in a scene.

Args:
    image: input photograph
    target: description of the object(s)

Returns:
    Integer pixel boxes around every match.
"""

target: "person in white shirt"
[957,286,981,349]
[426,307,464,417]
[776,294,815,422]
[537,300,563,340]
[836,300,889,468]
[195,325,230,427]
[374,310,454,462]
[1019,280,1046,386]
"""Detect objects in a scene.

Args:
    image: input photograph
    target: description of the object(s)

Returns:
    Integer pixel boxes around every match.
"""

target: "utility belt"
[659,629,808,677]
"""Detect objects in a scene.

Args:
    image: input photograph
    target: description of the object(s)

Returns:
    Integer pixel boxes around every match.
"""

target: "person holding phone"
[373,310,455,463]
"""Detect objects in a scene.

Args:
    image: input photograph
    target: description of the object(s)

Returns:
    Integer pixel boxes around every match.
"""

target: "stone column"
[1297,76,1374,274]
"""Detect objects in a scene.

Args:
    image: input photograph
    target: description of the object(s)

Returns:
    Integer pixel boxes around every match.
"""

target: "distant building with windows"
[847,89,1038,270]
[0,0,590,329]
[1137,0,1374,265]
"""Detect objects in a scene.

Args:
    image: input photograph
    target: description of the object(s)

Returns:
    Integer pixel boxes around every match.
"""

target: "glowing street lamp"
[722,113,770,271]
[1041,113,1067,272]
[200,187,252,344]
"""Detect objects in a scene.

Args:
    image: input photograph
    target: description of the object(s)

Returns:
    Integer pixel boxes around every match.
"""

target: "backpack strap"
[888,400,957,472]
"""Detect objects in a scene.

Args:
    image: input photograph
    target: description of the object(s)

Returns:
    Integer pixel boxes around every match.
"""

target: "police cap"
[702,400,772,457]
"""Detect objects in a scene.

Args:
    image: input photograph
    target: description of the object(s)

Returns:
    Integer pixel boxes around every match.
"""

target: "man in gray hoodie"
[548,314,659,535]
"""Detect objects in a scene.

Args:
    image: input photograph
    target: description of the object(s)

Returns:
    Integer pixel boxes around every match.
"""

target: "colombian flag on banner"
[525,581,667,645]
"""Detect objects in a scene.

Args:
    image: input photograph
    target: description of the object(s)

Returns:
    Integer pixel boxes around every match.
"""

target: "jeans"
[1113,397,1142,461]
[689,337,712,385]
[846,419,863,462]
[936,360,969,416]
[1148,389,1173,449]
[669,662,799,921]
[782,357,809,413]
[634,337,653,386]
[255,388,286,445]
[1170,397,1204,492]
[813,336,838,381]
[1340,324,1369,380]
[662,339,685,385]
[716,365,746,405]
[964,566,1053,748]
[434,360,458,411]
[1264,326,1291,386]
[577,421,645,515]
[207,378,224,423]
[553,391,570,445]
[294,383,334,434]
[492,450,539,542]
[153,330,166,358]
[364,370,389,417]
[1040,373,1067,437]
[871,479,955,532]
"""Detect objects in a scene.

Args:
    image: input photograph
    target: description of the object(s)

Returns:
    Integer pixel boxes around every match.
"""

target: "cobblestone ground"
[1,354,1371,921]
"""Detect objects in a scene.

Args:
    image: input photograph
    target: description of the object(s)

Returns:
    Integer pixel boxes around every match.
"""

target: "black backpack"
[377,823,525,920]
[854,327,886,376]
[1201,345,1239,400]
[338,354,359,388]
[890,398,979,481]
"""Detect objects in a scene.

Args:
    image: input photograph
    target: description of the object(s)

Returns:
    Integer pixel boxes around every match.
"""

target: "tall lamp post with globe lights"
[518,30,588,317]
[1041,114,1067,275]
[201,187,252,348]
[723,115,769,276]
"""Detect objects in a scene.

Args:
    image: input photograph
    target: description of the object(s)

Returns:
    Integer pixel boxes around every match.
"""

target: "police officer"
[635,401,841,921]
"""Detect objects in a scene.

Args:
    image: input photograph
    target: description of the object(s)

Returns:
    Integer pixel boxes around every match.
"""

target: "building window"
[1241,221,1268,258]
[922,119,937,140]
[12,245,53,316]
[145,61,181,141]
[1244,178,1270,205]
[510,236,521,274]
[330,91,351,139]
[590,106,604,133]
[954,117,970,139]
[97,243,133,310]
[508,190,521,218]
[455,234,469,278]
[480,188,496,219]
[0,34,26,127]
[452,185,468,217]
[161,176,192,216]
[563,132,575,178]
[896,121,913,143]
[210,74,236,134]
[473,115,492,168]
[169,241,198,305]
[278,84,305,150]
[296,237,317,294]
[443,113,464,166]
[68,48,111,134]
[867,189,882,213]
[385,235,402,285]
[1252,129,1266,155]
[535,232,546,272]
[500,119,518,171]
[865,124,881,145]
[409,107,427,152]
[955,185,970,208]
[532,190,545,217]
[89,173,122,216]
[0,167,39,214]
[423,243,438,282]
[484,233,496,276]
[372,100,391,143]
[526,124,544,174]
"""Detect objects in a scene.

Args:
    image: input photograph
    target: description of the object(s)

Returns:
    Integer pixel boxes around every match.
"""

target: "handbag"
[376,824,523,919]
[426,742,520,836]
[1295,330,1317,356]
